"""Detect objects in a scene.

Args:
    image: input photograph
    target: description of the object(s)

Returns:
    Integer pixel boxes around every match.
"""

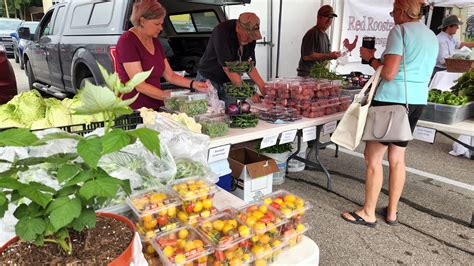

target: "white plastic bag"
[206,80,225,113]
[449,135,473,159]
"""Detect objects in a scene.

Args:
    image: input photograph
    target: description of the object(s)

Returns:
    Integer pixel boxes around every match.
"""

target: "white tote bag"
[330,66,382,150]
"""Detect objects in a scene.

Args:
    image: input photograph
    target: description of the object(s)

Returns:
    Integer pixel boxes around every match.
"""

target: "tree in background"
[1,0,43,19]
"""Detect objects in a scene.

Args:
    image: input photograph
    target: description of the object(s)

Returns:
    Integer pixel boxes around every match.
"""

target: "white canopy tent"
[430,0,474,8]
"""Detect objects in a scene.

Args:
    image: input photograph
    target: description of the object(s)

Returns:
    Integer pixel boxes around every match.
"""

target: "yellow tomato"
[146,244,156,254]
[284,194,296,203]
[178,229,189,239]
[178,211,188,222]
[254,222,266,232]
[184,241,195,252]
[158,209,168,216]
[272,240,282,247]
[252,210,264,220]
[245,216,256,227]
[250,235,259,242]
[193,239,204,248]
[213,220,225,231]
[259,234,271,244]
[222,224,234,235]
[294,198,304,207]
[274,198,283,205]
[200,210,211,218]
[202,198,213,209]
[177,239,186,249]
[238,225,250,237]
[296,223,305,232]
[174,253,186,263]
[167,206,177,217]
[201,221,213,231]
[227,219,238,229]
[193,201,203,212]
[258,205,268,214]
[143,219,157,230]
[254,259,267,266]
[286,202,296,210]
[163,246,174,257]
[252,245,265,255]
[142,214,153,223]
[225,250,234,260]
[263,198,273,205]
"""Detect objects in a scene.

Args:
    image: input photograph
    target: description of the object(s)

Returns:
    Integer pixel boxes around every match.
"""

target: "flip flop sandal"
[382,207,399,225]
[341,211,377,228]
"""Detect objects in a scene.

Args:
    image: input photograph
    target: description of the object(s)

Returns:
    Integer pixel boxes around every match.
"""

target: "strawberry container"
[126,187,182,240]
[151,225,213,266]
[262,95,276,107]
[324,103,340,115]
[328,96,340,105]
[197,212,254,265]
[169,177,219,225]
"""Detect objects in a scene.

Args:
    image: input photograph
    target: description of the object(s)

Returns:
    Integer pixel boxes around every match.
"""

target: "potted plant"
[0,65,158,264]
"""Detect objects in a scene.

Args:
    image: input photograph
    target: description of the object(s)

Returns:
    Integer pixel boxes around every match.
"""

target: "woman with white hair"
[341,0,438,227]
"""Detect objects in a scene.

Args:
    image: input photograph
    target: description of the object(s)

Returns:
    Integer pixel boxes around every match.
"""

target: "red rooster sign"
[343,35,359,56]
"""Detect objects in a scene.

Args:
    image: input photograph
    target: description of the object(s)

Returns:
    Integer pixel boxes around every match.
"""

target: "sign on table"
[260,134,279,149]
[322,121,337,136]
[303,126,317,142]
[208,144,231,163]
[279,129,298,144]
[413,126,436,144]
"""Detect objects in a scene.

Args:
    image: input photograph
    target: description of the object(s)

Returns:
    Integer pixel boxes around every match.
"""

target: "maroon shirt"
[116,31,166,110]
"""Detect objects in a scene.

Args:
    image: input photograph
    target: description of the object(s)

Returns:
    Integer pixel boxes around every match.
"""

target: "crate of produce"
[445,58,474,73]
[176,93,209,116]
[126,187,182,239]
[432,102,474,124]
[197,212,254,265]
[151,225,213,266]
[195,113,230,138]
[169,177,218,224]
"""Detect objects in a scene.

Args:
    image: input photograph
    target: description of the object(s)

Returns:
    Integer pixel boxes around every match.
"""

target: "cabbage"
[31,118,52,130]
[46,100,72,127]
[8,90,46,126]
[65,97,94,125]
[0,104,22,129]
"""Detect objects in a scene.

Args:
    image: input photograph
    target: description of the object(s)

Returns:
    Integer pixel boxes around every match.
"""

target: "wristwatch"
[368,57,377,65]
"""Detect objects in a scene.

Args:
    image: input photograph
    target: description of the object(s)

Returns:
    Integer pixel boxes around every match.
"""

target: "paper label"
[208,144,231,163]
[302,126,317,142]
[413,126,436,143]
[322,121,337,135]
[260,134,279,149]
[279,130,297,144]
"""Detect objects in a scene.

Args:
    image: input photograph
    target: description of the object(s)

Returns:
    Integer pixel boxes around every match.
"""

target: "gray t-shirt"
[297,26,331,77]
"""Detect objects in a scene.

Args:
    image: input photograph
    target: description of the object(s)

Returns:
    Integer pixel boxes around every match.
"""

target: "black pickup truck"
[19,0,249,98]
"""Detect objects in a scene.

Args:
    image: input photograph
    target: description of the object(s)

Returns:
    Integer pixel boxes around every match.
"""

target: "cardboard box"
[228,148,279,203]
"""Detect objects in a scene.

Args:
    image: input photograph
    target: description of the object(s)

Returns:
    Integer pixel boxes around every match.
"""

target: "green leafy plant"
[309,61,342,81]
[0,64,157,255]
[255,143,292,154]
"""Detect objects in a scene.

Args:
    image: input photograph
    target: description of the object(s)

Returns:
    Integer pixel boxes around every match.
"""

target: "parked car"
[11,21,39,69]
[0,18,22,58]
[0,44,17,104]
[19,0,249,98]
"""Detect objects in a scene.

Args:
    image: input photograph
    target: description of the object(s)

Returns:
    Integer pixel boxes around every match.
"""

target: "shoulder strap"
[401,25,409,111]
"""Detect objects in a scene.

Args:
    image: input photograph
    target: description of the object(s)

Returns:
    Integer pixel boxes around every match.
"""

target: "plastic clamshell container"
[169,89,191,97]
[126,187,182,239]
[419,102,435,122]
[195,113,230,138]
[432,102,474,125]
[197,212,254,265]
[262,189,312,219]
[282,223,310,248]
[235,202,287,235]
[164,95,187,111]
[176,94,208,116]
[169,177,219,224]
[250,237,287,266]
[151,225,213,266]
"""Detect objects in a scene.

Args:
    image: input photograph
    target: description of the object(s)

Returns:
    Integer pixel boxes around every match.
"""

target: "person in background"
[196,12,266,106]
[297,5,341,77]
[341,0,438,227]
[434,15,474,75]
[116,0,207,110]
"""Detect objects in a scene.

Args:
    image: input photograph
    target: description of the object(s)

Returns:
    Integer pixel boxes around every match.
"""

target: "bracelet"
[189,80,195,89]
[368,57,377,65]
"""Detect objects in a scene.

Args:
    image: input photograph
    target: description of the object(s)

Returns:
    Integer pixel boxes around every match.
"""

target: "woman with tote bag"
[341,0,438,227]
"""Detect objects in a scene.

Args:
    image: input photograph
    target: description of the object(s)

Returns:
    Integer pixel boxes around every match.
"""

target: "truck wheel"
[20,56,24,70]
[26,60,35,90]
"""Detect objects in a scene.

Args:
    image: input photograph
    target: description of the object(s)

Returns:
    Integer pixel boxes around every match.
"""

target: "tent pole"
[275,0,283,78]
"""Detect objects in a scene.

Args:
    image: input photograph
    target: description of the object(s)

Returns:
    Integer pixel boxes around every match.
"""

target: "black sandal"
[341,211,377,228]
[382,207,399,225]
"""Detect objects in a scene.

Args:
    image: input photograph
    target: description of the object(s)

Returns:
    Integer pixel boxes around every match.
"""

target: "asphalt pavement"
[9,58,474,265]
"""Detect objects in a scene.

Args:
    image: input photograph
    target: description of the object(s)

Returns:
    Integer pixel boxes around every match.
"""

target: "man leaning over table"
[433,15,474,75]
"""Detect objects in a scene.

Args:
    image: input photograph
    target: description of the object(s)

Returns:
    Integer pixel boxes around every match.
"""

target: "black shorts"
[371,100,425,148]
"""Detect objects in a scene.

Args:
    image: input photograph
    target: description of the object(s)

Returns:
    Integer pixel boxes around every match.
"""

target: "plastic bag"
[449,135,473,159]
[29,128,78,157]
[206,80,225,113]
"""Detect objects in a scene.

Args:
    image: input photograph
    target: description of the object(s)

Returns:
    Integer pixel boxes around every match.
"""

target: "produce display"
[170,177,218,224]
[428,89,469,106]
[230,113,259,128]
[0,90,103,130]
[195,113,230,138]
[224,81,255,98]
[197,212,253,265]
[263,78,347,118]
[164,93,208,116]
[308,60,342,80]
[259,106,302,123]
[225,61,255,74]
[157,112,202,133]
[152,226,212,265]
[127,188,182,240]
[175,159,208,180]
[236,203,285,235]
[450,69,474,100]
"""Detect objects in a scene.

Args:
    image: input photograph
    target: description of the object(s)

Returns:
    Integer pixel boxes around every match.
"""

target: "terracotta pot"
[0,212,136,265]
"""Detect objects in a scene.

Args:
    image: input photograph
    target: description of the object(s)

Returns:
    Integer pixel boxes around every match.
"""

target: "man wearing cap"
[434,15,474,74]
[197,12,265,105]
[297,5,341,77]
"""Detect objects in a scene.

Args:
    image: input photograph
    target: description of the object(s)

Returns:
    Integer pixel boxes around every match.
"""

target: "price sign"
[260,134,279,149]
[302,126,317,142]
[208,144,231,163]
[322,121,337,135]
[413,126,436,143]
[279,130,297,144]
